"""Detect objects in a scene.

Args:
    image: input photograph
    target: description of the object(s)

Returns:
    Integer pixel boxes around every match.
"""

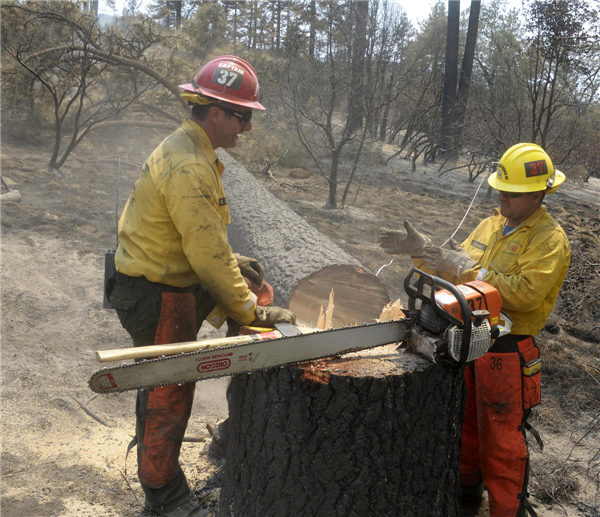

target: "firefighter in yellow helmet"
[380,143,570,517]
[107,56,295,517]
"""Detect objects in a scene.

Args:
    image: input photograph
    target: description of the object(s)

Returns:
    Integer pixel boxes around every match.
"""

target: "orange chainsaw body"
[433,281,503,326]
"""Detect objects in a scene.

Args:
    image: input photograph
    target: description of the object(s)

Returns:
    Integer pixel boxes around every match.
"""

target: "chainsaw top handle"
[404,268,473,367]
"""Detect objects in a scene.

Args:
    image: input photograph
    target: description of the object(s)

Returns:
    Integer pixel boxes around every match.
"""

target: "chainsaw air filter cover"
[445,319,493,362]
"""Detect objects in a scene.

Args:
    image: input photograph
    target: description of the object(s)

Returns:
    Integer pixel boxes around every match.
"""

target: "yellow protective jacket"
[415,206,570,335]
[115,118,256,325]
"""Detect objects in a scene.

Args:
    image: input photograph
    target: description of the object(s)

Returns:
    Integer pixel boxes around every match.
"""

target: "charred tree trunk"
[219,151,390,328]
[308,0,316,59]
[347,0,369,133]
[219,348,467,516]
[439,0,461,162]
[453,1,481,152]
[275,0,282,51]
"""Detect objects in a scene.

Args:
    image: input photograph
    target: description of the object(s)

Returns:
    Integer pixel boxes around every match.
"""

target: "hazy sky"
[100,0,526,26]
[396,0,524,25]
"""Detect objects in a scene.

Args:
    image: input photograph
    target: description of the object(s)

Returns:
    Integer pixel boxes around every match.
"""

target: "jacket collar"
[493,205,547,232]
[182,118,225,175]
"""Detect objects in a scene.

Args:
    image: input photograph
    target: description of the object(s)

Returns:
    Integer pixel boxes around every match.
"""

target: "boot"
[460,479,484,504]
[156,499,211,517]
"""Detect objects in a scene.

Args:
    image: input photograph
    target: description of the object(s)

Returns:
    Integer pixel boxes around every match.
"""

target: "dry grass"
[530,456,580,505]
[551,208,600,343]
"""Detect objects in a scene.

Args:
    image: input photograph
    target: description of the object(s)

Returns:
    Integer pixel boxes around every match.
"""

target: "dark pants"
[109,280,216,512]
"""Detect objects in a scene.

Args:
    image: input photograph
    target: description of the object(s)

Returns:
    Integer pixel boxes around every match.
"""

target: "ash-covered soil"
[2,125,599,517]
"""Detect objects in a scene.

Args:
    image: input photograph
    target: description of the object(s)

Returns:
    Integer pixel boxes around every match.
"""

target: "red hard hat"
[179,55,265,110]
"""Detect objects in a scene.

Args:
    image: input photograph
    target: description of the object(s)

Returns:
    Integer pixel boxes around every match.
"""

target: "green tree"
[465,0,600,177]
[1,1,187,171]
[522,0,600,149]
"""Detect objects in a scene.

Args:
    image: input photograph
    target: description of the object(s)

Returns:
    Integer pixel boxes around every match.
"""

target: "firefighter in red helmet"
[179,54,266,110]
[107,56,295,517]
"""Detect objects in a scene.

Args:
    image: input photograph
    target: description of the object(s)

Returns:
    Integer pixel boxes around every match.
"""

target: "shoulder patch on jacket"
[218,197,228,206]
[471,240,487,252]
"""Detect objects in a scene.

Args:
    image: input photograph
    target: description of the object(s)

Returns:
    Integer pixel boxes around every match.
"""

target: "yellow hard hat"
[488,143,565,194]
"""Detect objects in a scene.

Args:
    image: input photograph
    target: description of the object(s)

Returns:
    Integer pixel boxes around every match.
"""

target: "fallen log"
[219,151,390,327]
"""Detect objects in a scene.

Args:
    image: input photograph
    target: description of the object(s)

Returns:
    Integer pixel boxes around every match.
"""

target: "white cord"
[376,258,394,277]
[440,172,488,248]
[375,171,489,275]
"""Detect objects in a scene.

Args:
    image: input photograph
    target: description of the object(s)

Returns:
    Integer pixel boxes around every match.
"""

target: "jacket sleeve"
[161,163,256,325]
[473,229,569,312]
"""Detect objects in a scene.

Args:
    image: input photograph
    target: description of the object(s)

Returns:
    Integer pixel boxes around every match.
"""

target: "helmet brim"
[545,170,565,194]
[178,83,266,111]
[488,169,565,193]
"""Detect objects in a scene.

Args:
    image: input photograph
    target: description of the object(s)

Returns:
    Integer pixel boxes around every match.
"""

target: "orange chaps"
[137,292,197,489]
[460,336,541,517]
[136,281,272,489]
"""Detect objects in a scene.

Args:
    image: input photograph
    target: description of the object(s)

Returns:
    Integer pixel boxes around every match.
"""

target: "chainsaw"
[89,269,512,394]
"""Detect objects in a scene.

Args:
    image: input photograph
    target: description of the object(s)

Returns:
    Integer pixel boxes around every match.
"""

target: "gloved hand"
[252,305,297,327]
[422,241,476,277]
[449,238,472,258]
[379,221,432,257]
[234,254,264,286]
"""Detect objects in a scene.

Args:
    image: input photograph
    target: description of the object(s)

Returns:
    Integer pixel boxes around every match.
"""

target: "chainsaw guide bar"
[89,320,410,394]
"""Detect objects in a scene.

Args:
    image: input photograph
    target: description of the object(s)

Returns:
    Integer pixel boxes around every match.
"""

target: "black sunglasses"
[214,105,253,127]
[499,191,524,198]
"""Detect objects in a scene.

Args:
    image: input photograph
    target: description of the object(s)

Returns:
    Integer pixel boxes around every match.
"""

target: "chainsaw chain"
[88,321,406,394]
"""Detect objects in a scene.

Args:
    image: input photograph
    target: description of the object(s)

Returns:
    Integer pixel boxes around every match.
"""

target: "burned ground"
[1,125,599,516]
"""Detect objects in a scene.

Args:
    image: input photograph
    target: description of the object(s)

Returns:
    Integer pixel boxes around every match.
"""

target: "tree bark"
[347,0,369,133]
[440,0,461,161]
[453,1,481,150]
[275,0,282,51]
[219,346,467,517]
[219,151,390,328]
[308,0,316,59]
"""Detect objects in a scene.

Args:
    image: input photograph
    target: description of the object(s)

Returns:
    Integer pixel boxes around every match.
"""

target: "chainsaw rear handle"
[404,268,473,367]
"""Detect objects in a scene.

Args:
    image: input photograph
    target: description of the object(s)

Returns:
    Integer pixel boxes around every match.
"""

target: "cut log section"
[219,348,466,517]
[219,151,390,327]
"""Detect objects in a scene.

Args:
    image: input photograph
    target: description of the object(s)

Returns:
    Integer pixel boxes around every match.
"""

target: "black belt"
[489,334,532,353]
[114,271,198,293]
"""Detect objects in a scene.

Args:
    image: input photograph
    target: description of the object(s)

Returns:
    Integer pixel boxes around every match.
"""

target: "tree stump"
[216,152,467,516]
[219,151,390,327]
[219,346,466,517]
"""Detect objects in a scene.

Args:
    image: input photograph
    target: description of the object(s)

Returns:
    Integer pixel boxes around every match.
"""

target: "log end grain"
[288,264,390,328]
